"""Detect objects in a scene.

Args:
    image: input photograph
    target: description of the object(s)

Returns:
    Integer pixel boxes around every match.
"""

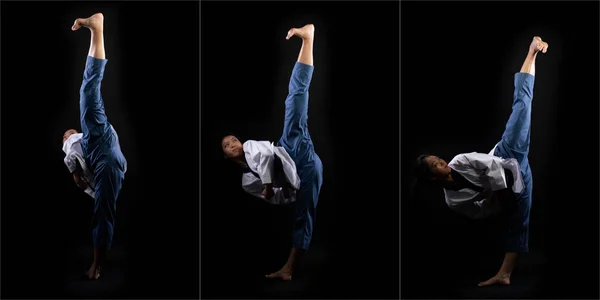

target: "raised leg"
[74,13,111,149]
[494,37,548,165]
[279,24,316,159]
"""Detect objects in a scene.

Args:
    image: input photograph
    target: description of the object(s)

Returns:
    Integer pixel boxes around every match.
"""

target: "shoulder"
[451,152,493,162]
[243,140,273,152]
[449,152,471,165]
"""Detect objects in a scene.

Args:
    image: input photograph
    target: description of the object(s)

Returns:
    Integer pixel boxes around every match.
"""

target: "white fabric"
[61,125,126,199]
[62,133,95,199]
[241,140,301,205]
[488,143,499,156]
[443,151,524,220]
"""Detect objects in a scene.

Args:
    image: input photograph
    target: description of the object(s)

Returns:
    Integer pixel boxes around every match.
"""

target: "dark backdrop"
[401,1,599,299]
[201,1,399,299]
[1,1,199,298]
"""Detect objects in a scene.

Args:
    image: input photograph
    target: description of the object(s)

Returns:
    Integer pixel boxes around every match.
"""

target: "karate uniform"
[63,132,96,199]
[79,56,127,251]
[242,140,301,205]
[241,62,323,250]
[444,72,535,253]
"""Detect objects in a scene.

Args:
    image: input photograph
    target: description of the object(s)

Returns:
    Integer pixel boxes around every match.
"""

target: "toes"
[478,278,496,287]
[286,29,294,40]
[478,281,491,287]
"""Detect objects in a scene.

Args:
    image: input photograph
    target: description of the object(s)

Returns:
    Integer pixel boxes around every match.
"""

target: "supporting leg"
[266,154,323,280]
[86,158,124,280]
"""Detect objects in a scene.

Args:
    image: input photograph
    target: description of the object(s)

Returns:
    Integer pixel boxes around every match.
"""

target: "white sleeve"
[84,187,95,199]
[245,141,274,184]
[64,152,78,173]
[445,189,488,220]
[242,174,266,199]
[242,173,295,205]
[454,153,507,191]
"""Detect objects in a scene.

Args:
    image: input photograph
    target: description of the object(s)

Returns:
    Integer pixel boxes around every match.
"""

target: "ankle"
[281,264,293,273]
[528,49,539,57]
[302,36,313,43]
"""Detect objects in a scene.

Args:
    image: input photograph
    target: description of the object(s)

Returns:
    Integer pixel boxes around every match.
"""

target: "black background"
[401,1,599,299]
[201,1,399,299]
[1,1,199,298]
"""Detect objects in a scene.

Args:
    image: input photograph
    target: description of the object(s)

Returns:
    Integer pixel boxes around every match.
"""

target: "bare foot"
[529,36,549,54]
[266,268,293,280]
[85,264,100,280]
[72,13,104,32]
[478,273,510,287]
[286,24,315,41]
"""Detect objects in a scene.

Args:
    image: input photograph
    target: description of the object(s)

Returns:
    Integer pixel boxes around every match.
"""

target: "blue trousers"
[278,62,324,250]
[80,56,127,251]
[493,72,535,253]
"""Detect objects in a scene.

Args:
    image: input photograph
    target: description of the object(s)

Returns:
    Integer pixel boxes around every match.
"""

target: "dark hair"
[409,154,434,202]
[220,131,245,143]
[413,154,433,181]
[220,132,243,149]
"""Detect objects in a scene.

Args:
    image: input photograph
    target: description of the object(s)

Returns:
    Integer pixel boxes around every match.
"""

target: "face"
[221,135,243,159]
[423,155,451,179]
[62,129,78,144]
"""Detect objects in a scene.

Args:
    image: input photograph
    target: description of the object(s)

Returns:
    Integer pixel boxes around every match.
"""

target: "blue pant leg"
[92,143,126,251]
[494,72,535,167]
[279,62,315,163]
[504,175,533,253]
[277,62,323,250]
[80,56,111,155]
[292,153,323,250]
[493,72,536,253]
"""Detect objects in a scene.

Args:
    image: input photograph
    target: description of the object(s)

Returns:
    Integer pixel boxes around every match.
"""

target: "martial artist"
[413,36,548,287]
[62,12,128,280]
[221,24,323,281]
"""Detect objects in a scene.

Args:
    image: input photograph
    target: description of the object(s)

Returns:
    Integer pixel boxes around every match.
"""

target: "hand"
[73,172,89,190]
[262,184,274,200]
